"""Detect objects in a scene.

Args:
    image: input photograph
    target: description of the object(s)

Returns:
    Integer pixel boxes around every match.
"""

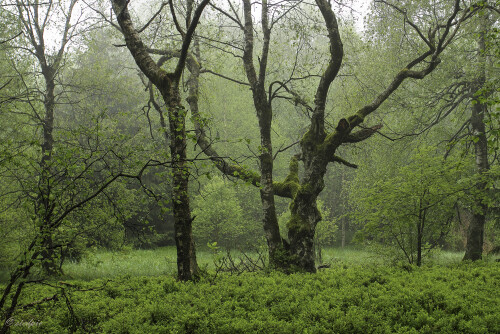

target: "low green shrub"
[3,262,499,333]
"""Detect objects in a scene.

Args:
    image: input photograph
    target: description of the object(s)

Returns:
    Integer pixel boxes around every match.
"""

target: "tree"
[463,7,498,261]
[0,1,152,329]
[189,0,481,272]
[386,2,500,260]
[352,146,467,266]
[110,0,211,280]
[8,0,81,276]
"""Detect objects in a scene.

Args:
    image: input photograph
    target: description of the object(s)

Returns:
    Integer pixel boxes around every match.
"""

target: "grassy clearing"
[1,247,493,283]
[58,247,494,281]
[61,247,263,281]
[62,247,181,281]
[319,247,384,265]
[61,246,389,281]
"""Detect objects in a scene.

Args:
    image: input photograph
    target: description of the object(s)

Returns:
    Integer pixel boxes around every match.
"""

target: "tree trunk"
[287,180,324,272]
[463,14,489,262]
[38,67,59,276]
[287,139,328,272]
[161,85,198,280]
[463,100,488,261]
[417,222,422,267]
[255,100,284,267]
[240,0,284,268]
[111,0,210,280]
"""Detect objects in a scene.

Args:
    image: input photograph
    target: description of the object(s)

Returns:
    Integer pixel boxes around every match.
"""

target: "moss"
[231,164,261,186]
[288,155,299,175]
[286,213,310,234]
[346,114,364,126]
[242,169,260,182]
[274,156,300,198]
[300,130,318,149]
[296,183,313,197]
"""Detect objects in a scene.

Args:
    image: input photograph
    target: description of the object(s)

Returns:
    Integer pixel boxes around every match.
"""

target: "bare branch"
[210,2,244,30]
[138,2,168,33]
[201,68,250,86]
[0,31,22,44]
[168,0,185,37]
[343,124,383,143]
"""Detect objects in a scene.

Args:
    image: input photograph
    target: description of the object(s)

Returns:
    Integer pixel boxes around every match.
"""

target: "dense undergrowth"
[2,261,498,333]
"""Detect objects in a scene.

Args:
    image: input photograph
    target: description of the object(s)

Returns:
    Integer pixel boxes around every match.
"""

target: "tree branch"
[343,124,383,143]
[172,0,210,79]
[330,155,358,168]
[111,0,167,86]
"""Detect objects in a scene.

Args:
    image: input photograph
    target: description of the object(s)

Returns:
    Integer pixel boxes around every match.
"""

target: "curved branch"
[173,0,210,79]
[343,124,383,143]
[111,0,167,86]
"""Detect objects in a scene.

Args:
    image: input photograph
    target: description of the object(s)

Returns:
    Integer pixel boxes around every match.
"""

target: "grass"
[61,246,382,281]
[1,246,495,283]
[61,247,209,281]
[319,247,384,265]
[60,246,482,281]
[61,246,268,281]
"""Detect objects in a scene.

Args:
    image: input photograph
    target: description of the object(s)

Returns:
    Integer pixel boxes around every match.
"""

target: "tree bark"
[39,66,59,276]
[341,219,346,249]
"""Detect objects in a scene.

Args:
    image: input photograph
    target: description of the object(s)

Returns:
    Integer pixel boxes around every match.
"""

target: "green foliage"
[5,262,499,333]
[352,146,469,265]
[314,200,338,248]
[193,176,261,249]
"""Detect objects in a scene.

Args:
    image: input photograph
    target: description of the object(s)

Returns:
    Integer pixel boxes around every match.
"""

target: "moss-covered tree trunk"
[162,85,198,280]
[256,100,283,266]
